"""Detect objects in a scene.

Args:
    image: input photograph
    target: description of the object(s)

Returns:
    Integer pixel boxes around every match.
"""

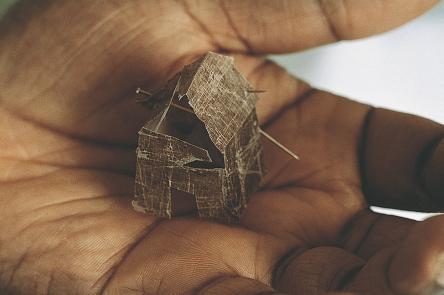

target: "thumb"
[388,215,444,295]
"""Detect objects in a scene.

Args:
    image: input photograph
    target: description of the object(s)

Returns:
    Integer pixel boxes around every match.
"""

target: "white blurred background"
[272,2,444,220]
[1,1,443,220]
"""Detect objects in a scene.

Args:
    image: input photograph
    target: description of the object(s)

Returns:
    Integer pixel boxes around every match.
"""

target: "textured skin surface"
[0,1,442,294]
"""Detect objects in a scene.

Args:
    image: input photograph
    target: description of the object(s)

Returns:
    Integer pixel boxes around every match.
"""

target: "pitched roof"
[176,52,259,151]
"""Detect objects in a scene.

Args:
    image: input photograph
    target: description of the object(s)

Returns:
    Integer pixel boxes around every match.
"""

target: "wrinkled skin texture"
[0,0,444,294]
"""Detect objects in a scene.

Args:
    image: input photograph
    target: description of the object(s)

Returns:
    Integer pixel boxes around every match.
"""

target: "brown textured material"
[133,52,264,223]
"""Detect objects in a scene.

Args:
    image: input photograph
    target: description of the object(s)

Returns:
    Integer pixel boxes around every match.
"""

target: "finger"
[362,108,444,212]
[273,246,364,294]
[340,211,415,260]
[271,217,444,295]
[189,0,439,53]
[274,238,444,295]
[338,215,444,295]
[388,215,444,295]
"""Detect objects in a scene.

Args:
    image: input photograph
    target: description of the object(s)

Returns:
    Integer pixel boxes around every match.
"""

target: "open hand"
[0,1,443,294]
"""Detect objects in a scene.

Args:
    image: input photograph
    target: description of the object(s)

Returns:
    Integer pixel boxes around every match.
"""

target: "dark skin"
[0,0,443,294]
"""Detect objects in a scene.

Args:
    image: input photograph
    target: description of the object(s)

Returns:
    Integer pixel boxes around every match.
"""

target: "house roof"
[175,52,259,152]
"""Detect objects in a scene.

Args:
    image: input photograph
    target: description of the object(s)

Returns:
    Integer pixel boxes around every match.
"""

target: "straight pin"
[136,87,152,96]
[247,89,266,93]
[135,88,153,103]
[259,129,300,160]
[137,87,192,112]
[170,102,194,113]
[136,87,300,160]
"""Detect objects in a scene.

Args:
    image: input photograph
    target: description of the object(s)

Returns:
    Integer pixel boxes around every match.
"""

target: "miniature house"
[133,52,264,223]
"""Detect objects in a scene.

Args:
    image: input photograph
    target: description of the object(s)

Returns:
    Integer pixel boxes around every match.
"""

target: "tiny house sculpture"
[133,52,264,223]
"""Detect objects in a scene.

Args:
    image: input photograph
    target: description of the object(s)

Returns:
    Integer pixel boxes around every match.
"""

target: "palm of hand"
[1,1,443,294]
